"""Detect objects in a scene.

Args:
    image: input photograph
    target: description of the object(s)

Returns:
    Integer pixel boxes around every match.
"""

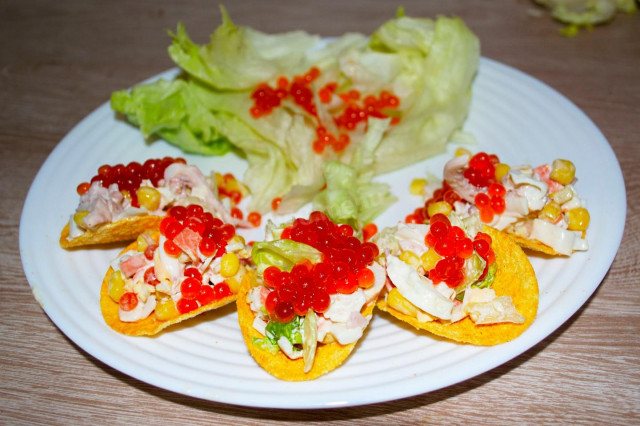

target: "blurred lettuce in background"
[534,0,637,35]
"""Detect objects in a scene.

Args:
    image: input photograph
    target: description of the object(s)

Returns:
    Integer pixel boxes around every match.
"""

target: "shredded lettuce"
[303,311,318,373]
[456,262,497,301]
[253,315,304,353]
[475,262,497,289]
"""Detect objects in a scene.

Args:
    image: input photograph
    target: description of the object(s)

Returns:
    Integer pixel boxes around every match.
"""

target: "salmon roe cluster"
[465,152,506,223]
[406,152,508,225]
[250,68,319,119]
[250,66,401,155]
[424,214,495,287]
[160,204,235,259]
[262,211,380,323]
[158,204,234,313]
[333,90,400,130]
[76,157,186,207]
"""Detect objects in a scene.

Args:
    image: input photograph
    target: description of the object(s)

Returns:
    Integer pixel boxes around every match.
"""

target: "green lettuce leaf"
[111,10,479,217]
[368,16,480,175]
[252,238,323,275]
[168,6,319,90]
[111,78,233,156]
[312,160,396,229]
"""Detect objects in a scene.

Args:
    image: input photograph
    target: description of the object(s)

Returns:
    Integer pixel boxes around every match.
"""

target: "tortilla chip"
[377,227,538,346]
[60,215,163,249]
[237,273,375,381]
[100,242,237,336]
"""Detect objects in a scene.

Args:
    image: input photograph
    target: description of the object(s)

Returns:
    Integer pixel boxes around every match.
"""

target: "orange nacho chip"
[237,272,375,381]
[377,227,538,346]
[60,215,163,249]
[101,241,237,336]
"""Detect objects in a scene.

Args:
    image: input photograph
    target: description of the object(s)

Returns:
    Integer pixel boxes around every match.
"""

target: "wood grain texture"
[2,0,639,423]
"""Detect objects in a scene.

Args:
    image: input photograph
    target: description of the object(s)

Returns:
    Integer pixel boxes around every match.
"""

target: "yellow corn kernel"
[136,229,158,252]
[538,201,562,223]
[225,277,241,294]
[108,270,126,303]
[220,252,240,277]
[399,250,421,268]
[73,210,89,227]
[550,185,575,204]
[550,159,576,185]
[137,186,161,211]
[421,248,442,272]
[455,147,472,157]
[136,236,148,252]
[427,201,453,218]
[387,288,418,317]
[121,190,131,201]
[229,235,246,246]
[566,207,590,232]
[494,163,510,181]
[409,178,427,195]
[155,298,180,321]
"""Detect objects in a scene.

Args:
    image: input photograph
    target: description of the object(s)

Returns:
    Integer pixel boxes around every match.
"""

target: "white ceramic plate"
[20,58,625,409]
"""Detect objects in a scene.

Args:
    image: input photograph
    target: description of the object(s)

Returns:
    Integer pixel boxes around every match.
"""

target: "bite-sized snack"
[376,214,538,345]
[237,211,386,380]
[101,204,251,336]
[408,151,589,256]
[61,157,239,248]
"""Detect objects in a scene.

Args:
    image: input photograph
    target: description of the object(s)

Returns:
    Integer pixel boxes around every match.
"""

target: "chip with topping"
[100,204,251,336]
[407,151,589,256]
[376,219,538,345]
[236,211,386,380]
[61,157,243,248]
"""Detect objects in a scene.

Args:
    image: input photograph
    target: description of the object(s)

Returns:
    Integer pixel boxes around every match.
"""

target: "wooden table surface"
[2,0,639,423]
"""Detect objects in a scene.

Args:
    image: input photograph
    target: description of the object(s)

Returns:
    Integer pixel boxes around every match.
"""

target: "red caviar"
[250,67,401,155]
[423,215,495,288]
[247,211,262,227]
[119,292,139,311]
[410,152,508,225]
[271,197,282,211]
[265,211,379,322]
[76,157,185,207]
[159,204,238,313]
[362,223,378,242]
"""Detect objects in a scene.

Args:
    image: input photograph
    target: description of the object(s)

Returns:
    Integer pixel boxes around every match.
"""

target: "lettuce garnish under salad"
[111,6,480,215]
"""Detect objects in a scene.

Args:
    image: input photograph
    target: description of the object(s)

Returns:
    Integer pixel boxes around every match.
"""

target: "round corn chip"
[60,215,164,249]
[377,227,538,346]
[237,273,375,381]
[101,242,237,336]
